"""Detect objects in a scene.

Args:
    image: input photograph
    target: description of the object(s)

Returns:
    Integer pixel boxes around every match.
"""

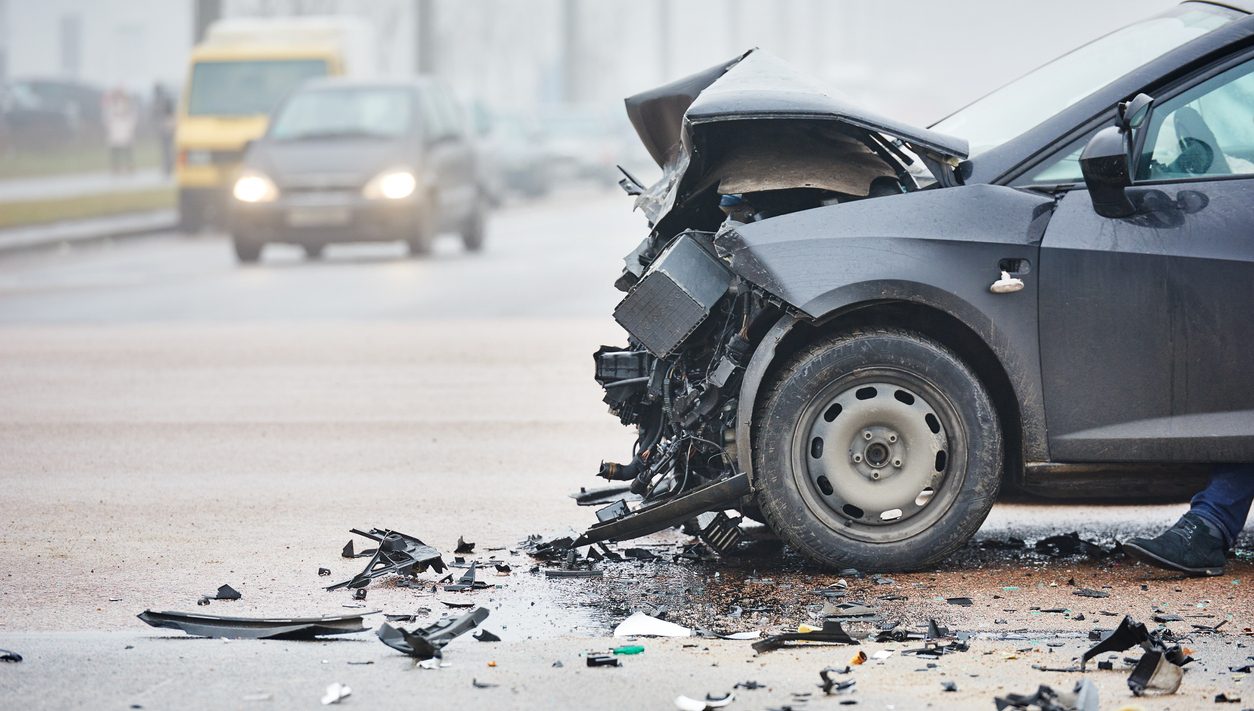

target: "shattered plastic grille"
[613,235,730,358]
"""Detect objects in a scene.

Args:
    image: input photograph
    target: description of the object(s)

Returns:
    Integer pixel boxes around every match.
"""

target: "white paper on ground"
[614,611,693,638]
[674,692,735,710]
[320,683,351,705]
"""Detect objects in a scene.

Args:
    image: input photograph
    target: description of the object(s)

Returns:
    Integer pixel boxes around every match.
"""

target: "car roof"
[297,77,435,92]
[1194,0,1254,14]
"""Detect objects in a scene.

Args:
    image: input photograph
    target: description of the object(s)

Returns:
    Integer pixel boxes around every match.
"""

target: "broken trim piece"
[136,610,374,640]
[376,607,489,660]
[327,528,446,591]
[575,473,750,546]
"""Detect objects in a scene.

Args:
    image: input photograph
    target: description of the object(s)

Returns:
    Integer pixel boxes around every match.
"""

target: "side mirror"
[1080,125,1135,218]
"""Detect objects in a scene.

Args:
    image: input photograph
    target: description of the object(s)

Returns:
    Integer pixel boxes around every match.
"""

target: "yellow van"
[176,17,373,231]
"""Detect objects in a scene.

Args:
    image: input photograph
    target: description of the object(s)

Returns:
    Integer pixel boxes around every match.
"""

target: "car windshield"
[932,5,1238,157]
[186,59,328,117]
[269,87,414,141]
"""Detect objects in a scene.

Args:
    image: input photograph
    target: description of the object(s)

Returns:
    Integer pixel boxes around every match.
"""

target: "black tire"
[406,201,436,257]
[303,243,324,260]
[753,329,1001,571]
[178,190,205,234]
[461,200,486,252]
[232,233,262,264]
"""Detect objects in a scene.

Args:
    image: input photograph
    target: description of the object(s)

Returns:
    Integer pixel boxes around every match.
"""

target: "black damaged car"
[579,1,1254,571]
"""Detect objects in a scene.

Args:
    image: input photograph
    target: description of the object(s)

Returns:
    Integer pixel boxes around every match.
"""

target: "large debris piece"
[995,680,1099,711]
[327,528,446,591]
[752,619,857,653]
[1080,615,1193,696]
[137,610,372,640]
[376,606,489,660]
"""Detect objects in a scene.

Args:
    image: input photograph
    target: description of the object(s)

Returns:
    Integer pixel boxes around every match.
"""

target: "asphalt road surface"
[1,189,1251,709]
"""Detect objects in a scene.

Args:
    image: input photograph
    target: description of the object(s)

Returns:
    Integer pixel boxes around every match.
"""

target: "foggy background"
[1,0,1176,127]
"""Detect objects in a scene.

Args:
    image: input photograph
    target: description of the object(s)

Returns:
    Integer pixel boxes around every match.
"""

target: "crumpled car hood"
[623,49,969,226]
[626,49,968,167]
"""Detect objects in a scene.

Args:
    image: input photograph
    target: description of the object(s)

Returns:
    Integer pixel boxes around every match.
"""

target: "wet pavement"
[1,189,1252,708]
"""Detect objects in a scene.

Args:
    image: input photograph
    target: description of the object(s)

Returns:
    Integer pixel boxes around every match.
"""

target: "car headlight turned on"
[363,169,417,200]
[232,172,279,203]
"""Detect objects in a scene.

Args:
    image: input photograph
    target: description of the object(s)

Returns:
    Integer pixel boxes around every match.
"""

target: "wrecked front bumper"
[579,229,771,551]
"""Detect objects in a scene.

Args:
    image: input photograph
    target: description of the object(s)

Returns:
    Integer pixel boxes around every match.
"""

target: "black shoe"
[1123,513,1227,577]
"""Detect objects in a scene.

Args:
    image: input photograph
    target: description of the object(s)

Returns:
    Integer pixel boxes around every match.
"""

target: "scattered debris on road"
[376,606,489,660]
[586,653,620,667]
[328,528,446,591]
[818,666,855,695]
[442,562,492,592]
[994,679,1098,711]
[197,583,242,605]
[320,682,351,705]
[752,619,857,653]
[0,649,22,663]
[455,536,475,554]
[137,610,373,639]
[1080,614,1194,696]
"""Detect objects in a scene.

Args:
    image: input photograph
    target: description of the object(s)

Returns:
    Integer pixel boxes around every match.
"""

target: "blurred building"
[1,0,192,89]
[0,0,1178,124]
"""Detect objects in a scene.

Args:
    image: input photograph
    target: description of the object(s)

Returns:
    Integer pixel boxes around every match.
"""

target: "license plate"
[286,206,351,227]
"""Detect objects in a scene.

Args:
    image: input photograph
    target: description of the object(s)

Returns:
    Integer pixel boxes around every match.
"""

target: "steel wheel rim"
[790,368,966,544]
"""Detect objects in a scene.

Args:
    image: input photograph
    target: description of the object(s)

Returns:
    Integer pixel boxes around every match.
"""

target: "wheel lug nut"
[852,453,863,463]
[888,434,898,443]
[892,458,902,468]
[871,470,880,479]
[863,431,873,440]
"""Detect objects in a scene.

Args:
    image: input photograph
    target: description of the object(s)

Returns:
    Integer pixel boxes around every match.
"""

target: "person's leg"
[1123,464,1253,577]
[1190,463,1254,547]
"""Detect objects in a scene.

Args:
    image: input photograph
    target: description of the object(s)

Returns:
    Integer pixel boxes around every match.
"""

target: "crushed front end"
[575,48,968,551]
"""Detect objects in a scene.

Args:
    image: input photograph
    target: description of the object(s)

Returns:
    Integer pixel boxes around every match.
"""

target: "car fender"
[721,184,1056,481]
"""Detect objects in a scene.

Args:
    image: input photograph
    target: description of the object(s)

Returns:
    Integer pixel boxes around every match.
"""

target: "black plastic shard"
[137,610,372,639]
[444,562,492,592]
[1080,615,1147,670]
[473,629,501,642]
[342,540,376,559]
[1072,588,1109,599]
[376,606,489,660]
[213,584,241,600]
[1034,532,1107,558]
[455,536,475,554]
[818,667,855,695]
[994,680,1099,711]
[328,528,446,591]
[0,649,22,662]
[752,619,857,653]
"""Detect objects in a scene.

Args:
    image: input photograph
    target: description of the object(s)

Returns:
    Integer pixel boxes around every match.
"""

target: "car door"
[1038,50,1254,463]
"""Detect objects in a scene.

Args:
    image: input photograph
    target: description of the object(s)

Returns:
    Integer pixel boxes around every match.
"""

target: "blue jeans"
[1190,463,1254,548]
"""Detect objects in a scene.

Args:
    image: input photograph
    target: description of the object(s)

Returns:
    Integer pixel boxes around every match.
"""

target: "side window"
[432,87,465,140]
[417,90,445,141]
[1137,57,1254,180]
[1020,132,1094,185]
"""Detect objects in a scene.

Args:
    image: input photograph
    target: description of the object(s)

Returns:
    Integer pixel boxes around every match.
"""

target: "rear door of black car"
[1038,48,1254,463]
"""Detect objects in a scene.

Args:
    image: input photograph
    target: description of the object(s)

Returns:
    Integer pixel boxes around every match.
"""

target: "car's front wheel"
[753,329,1001,571]
[232,233,263,264]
